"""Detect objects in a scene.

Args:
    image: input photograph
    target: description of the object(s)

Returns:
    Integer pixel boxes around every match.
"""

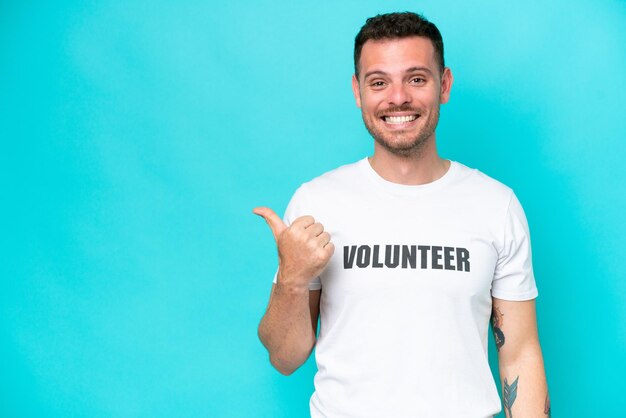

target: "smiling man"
[255,12,549,418]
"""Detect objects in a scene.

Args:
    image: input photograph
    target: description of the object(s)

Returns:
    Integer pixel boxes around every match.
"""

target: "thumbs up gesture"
[253,207,335,290]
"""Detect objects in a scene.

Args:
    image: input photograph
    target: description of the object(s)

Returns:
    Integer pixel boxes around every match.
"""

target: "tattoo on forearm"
[503,376,519,418]
[544,391,551,417]
[491,306,505,351]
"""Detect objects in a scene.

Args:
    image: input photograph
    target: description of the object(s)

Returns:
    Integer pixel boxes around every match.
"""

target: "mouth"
[381,114,419,124]
[378,112,420,129]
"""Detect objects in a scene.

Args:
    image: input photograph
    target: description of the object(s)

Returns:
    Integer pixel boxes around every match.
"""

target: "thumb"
[252,206,287,241]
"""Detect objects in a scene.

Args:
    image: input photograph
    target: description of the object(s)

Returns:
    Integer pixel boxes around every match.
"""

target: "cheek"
[364,105,381,120]
[361,95,383,115]
[420,88,441,104]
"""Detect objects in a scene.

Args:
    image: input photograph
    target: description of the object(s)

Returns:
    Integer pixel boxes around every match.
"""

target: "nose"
[387,82,412,106]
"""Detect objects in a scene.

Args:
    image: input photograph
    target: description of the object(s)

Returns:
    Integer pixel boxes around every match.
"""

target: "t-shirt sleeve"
[491,192,539,301]
[271,187,322,291]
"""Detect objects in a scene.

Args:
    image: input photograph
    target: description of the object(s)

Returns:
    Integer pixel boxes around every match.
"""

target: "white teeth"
[384,115,418,124]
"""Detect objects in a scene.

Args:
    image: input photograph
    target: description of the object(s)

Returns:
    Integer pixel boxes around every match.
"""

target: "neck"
[369,137,450,185]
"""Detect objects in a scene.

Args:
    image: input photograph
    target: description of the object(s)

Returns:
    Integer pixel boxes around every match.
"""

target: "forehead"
[359,36,438,75]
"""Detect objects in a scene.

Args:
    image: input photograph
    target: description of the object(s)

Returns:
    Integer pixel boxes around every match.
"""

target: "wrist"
[277,270,310,293]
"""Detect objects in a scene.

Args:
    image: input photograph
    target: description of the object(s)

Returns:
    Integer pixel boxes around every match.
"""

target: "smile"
[382,115,418,124]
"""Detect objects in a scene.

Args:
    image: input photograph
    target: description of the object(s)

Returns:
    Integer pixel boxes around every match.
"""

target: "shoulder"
[453,161,515,204]
[282,159,365,223]
[295,158,366,198]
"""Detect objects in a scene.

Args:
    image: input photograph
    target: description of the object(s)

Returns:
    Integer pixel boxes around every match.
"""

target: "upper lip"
[380,112,419,117]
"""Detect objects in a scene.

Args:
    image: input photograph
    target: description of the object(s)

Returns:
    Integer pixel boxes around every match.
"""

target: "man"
[255,12,550,418]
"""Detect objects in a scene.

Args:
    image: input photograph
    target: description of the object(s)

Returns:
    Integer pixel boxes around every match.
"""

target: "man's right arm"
[253,206,332,376]
[258,284,321,375]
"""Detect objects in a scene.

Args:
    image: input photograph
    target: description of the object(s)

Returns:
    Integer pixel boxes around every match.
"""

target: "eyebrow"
[363,66,434,80]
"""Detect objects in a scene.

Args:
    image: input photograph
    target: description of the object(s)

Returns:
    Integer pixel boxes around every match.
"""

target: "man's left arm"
[491,297,550,418]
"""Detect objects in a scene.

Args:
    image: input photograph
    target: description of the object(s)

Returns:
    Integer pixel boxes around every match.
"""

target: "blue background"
[1,0,625,417]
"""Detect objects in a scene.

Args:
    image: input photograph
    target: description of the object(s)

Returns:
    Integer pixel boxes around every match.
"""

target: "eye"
[369,80,387,89]
[410,77,426,84]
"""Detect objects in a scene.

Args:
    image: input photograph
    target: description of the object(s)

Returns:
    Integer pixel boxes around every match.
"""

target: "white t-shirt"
[272,157,538,418]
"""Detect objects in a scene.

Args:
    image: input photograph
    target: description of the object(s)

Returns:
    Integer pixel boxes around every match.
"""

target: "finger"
[323,241,335,256]
[291,215,315,229]
[316,231,331,247]
[252,206,287,241]
[306,222,324,237]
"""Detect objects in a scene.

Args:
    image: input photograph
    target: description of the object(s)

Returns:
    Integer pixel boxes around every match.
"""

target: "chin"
[376,137,429,157]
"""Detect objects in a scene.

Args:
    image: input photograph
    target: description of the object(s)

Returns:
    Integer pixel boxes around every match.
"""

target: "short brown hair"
[354,12,445,77]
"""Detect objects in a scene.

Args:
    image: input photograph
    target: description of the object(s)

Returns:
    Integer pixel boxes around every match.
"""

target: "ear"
[351,74,362,108]
[439,67,454,104]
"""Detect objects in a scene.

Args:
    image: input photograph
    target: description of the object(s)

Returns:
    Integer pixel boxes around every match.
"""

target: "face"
[352,36,453,157]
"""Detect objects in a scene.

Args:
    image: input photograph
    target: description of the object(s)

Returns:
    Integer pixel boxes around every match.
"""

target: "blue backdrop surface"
[1,0,625,417]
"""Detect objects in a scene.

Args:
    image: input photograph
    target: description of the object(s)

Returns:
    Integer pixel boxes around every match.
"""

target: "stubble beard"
[363,103,441,158]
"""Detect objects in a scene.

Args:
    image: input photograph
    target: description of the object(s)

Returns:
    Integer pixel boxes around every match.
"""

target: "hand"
[253,207,334,290]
